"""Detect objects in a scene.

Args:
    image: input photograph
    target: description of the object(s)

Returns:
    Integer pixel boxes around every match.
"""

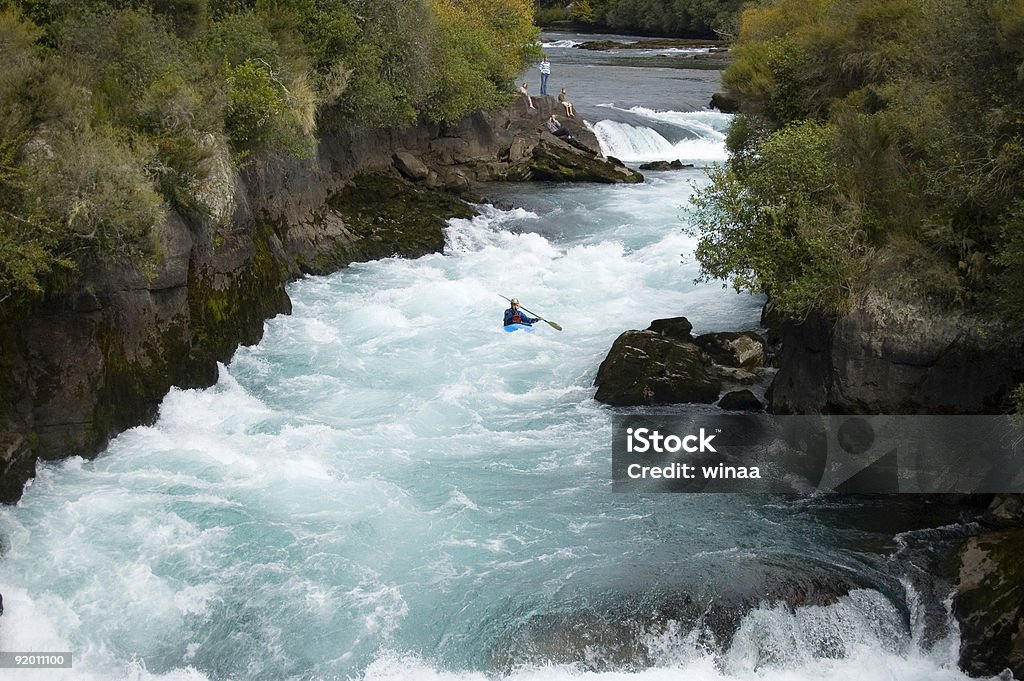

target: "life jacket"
[509,309,523,324]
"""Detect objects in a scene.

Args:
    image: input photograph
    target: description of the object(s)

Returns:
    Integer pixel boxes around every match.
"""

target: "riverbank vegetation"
[534,0,742,39]
[0,0,538,308]
[690,0,1024,323]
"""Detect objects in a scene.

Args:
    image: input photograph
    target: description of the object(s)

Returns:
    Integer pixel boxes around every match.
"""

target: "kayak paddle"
[499,295,563,331]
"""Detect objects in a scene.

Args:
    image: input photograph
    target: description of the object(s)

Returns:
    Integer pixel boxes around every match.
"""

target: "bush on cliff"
[0,0,538,308]
[691,0,1024,322]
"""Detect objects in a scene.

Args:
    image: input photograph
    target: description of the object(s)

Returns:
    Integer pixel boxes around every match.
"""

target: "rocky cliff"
[765,290,1024,415]
[0,96,641,503]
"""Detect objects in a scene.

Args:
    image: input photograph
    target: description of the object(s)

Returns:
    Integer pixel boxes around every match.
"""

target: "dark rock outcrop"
[718,389,764,412]
[646,316,693,341]
[954,529,1024,679]
[767,292,1024,414]
[638,160,693,171]
[594,330,721,406]
[710,91,740,113]
[595,317,772,407]
[0,97,643,503]
[694,331,766,369]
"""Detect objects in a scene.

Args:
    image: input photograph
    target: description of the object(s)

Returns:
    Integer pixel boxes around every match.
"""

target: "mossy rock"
[325,174,476,265]
[594,330,721,406]
[528,141,643,184]
[187,222,292,374]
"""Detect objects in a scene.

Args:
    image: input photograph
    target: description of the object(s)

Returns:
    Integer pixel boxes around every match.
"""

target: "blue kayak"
[503,323,535,333]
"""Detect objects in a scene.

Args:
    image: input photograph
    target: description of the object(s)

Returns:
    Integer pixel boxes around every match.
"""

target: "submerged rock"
[487,562,866,673]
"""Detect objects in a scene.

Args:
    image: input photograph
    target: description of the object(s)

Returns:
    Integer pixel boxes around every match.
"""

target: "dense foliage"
[534,0,743,38]
[690,0,1024,321]
[0,0,538,307]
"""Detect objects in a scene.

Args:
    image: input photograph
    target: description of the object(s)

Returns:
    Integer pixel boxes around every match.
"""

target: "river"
[0,32,993,681]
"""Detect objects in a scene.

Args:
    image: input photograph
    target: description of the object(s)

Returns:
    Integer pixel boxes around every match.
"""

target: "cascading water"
[0,33,998,681]
[588,107,730,163]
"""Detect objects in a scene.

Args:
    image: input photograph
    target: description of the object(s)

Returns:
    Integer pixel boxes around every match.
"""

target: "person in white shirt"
[539,54,551,95]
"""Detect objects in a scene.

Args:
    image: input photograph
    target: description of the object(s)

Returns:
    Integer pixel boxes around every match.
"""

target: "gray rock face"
[768,292,1023,414]
[392,151,429,180]
[594,330,721,406]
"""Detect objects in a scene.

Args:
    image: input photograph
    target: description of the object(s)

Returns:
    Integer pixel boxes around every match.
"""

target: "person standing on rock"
[519,82,535,110]
[539,54,551,95]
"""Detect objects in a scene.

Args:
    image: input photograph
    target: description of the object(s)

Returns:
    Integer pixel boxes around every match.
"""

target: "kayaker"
[504,298,541,327]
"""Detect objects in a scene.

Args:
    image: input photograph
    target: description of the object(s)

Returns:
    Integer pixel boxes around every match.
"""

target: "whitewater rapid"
[0,109,991,681]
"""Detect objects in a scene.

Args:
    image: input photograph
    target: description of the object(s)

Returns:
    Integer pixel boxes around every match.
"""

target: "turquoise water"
[0,40,991,681]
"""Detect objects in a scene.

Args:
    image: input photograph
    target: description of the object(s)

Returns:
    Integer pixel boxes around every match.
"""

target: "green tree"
[693,0,1024,321]
[572,0,595,23]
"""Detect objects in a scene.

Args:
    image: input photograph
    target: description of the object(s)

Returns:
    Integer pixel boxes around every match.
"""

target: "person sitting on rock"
[558,88,576,117]
[547,114,573,140]
[504,298,540,327]
[519,82,535,110]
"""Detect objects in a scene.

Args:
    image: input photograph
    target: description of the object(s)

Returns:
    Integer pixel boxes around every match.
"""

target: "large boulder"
[718,389,764,411]
[594,330,721,406]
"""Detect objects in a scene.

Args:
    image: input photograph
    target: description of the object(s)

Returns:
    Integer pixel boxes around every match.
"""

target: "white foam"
[541,40,581,49]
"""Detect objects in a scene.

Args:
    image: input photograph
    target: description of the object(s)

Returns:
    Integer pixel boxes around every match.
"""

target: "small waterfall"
[589,108,730,163]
